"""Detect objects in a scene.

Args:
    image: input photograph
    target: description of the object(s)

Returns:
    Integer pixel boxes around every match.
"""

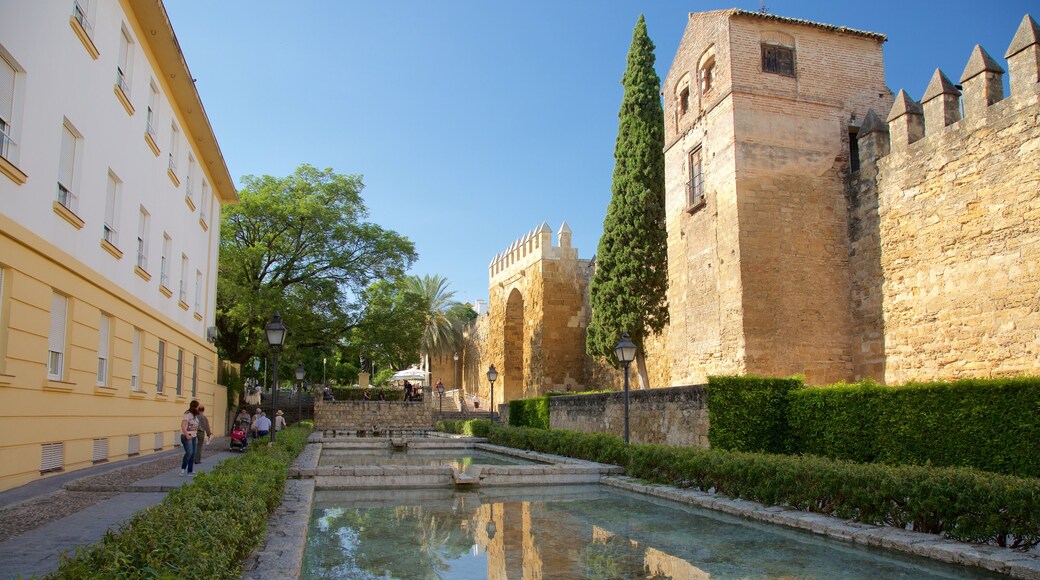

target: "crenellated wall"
[853,14,1040,383]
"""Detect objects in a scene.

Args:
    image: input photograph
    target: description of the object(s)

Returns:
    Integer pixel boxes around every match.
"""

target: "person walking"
[274,409,287,432]
[193,405,212,465]
[255,411,272,440]
[180,400,200,476]
[250,407,263,443]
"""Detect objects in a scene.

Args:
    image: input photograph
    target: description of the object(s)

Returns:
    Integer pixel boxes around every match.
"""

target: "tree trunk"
[635,351,650,390]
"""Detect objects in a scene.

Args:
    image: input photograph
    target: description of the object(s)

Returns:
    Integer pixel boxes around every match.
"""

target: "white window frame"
[156,339,165,393]
[185,155,195,201]
[194,270,202,313]
[160,234,172,289]
[48,293,68,380]
[116,25,133,97]
[146,81,159,138]
[96,313,110,386]
[131,327,141,390]
[168,123,179,174]
[57,122,81,212]
[104,171,120,245]
[128,434,140,455]
[175,347,183,396]
[41,442,64,473]
[92,438,109,463]
[199,180,210,224]
[179,254,188,303]
[72,0,95,39]
[191,354,198,397]
[137,207,149,270]
[0,50,22,165]
[153,432,163,451]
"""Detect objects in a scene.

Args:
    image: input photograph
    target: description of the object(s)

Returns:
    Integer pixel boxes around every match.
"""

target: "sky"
[163,0,1036,306]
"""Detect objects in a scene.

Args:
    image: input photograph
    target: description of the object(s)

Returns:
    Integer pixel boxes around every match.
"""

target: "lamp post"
[436,381,445,416]
[486,502,497,542]
[486,364,498,423]
[614,332,637,444]
[323,357,327,388]
[452,351,459,411]
[264,312,287,443]
[295,363,305,424]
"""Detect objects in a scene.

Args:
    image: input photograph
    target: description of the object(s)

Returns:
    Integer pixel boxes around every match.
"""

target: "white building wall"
[0,0,221,339]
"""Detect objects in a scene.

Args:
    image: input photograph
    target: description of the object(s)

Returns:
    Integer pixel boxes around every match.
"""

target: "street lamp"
[264,312,287,442]
[323,357,327,388]
[452,351,459,410]
[486,364,498,423]
[436,380,445,416]
[295,363,305,424]
[486,502,497,541]
[614,332,637,444]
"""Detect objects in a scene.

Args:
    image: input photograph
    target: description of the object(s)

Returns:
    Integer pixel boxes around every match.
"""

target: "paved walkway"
[0,437,241,579]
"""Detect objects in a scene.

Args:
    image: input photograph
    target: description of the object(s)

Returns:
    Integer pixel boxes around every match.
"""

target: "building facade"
[461,10,1040,401]
[0,0,236,491]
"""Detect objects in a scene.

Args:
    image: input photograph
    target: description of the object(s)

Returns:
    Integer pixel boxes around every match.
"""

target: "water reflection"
[317,449,539,468]
[302,485,997,579]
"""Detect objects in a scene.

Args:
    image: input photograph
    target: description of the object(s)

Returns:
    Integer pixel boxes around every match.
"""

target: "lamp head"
[453,351,459,361]
[486,364,498,383]
[295,364,305,381]
[614,332,637,365]
[253,359,261,371]
[264,312,288,348]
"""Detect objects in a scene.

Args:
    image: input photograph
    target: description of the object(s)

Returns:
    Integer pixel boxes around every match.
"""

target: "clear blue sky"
[164,1,1035,305]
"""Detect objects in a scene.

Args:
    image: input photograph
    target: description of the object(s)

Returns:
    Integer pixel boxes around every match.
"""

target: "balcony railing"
[168,153,177,174]
[57,182,76,210]
[160,270,169,288]
[686,178,705,209]
[72,1,93,37]
[115,67,130,96]
[103,224,117,245]
[179,281,187,302]
[136,238,147,270]
[145,108,156,138]
[0,121,16,163]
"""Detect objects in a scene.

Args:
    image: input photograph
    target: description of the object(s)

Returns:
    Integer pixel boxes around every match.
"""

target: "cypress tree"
[586,14,668,389]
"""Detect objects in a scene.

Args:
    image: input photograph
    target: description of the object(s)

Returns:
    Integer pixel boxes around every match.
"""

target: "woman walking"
[180,400,200,476]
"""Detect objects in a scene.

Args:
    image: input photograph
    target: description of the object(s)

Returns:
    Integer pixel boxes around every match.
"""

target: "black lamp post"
[486,503,497,541]
[452,350,459,393]
[264,312,287,442]
[486,364,498,423]
[436,380,445,416]
[295,363,305,424]
[614,332,637,444]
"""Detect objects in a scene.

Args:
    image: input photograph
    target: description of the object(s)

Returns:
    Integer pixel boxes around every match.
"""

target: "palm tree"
[403,275,464,374]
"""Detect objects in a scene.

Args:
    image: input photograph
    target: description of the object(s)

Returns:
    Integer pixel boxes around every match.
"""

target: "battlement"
[858,14,1039,164]
[488,221,579,286]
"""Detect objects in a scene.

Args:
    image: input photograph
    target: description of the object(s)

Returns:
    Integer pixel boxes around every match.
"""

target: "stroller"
[230,425,248,452]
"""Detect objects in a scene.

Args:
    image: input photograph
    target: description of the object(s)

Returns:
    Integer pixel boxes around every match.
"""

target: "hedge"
[436,418,492,438]
[486,425,1040,549]
[789,378,1040,478]
[707,375,801,453]
[50,423,313,579]
[508,396,550,429]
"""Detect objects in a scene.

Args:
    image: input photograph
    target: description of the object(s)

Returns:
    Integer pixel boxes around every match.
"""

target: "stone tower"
[483,222,591,407]
[657,9,893,385]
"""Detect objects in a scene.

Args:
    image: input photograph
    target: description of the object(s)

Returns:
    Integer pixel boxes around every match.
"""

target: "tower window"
[762,44,795,76]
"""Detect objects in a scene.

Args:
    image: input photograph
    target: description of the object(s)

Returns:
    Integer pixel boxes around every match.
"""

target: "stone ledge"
[602,476,1040,579]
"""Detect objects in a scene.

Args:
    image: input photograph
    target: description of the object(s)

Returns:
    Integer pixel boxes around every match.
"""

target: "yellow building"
[0,0,236,491]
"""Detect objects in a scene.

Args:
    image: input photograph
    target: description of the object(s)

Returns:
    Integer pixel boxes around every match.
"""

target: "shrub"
[789,377,1040,478]
[707,375,802,453]
[51,424,313,579]
[436,418,491,437]
[486,425,1040,550]
[508,396,550,429]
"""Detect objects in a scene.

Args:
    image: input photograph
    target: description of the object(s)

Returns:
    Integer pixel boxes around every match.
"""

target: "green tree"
[351,278,425,372]
[586,15,669,389]
[216,164,416,368]
[403,274,471,373]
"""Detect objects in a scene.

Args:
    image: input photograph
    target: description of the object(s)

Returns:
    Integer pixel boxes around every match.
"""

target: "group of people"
[179,400,212,477]
[234,406,286,443]
[180,401,289,476]
[403,380,425,401]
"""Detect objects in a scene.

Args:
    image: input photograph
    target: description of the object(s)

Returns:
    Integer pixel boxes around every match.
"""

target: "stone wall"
[314,400,433,430]
[549,385,709,447]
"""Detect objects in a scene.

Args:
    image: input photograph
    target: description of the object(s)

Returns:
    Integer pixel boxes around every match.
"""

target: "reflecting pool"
[317,449,542,468]
[302,484,997,579]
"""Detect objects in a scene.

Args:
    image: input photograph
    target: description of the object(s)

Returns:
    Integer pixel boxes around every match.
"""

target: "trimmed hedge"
[508,396,550,429]
[486,425,1040,549]
[330,386,404,401]
[50,423,313,579]
[436,418,492,437]
[707,375,802,453]
[789,377,1040,478]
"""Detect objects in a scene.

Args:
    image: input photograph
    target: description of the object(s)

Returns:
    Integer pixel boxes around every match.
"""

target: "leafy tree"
[351,278,425,373]
[216,164,416,369]
[586,15,669,389]
[403,275,471,373]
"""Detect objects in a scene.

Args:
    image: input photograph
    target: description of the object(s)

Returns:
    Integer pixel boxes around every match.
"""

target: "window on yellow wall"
[97,313,110,386]
[156,339,166,393]
[176,347,183,396]
[192,355,198,397]
[131,328,141,390]
[48,293,68,380]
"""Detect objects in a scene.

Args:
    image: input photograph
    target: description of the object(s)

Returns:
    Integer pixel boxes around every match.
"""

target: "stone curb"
[602,476,1040,579]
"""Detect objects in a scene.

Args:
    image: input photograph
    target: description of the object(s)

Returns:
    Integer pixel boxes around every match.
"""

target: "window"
[136,207,149,270]
[160,234,171,289]
[194,270,202,313]
[175,347,183,396]
[92,438,108,463]
[153,432,163,451]
[156,339,165,393]
[762,44,795,76]
[191,355,198,397]
[199,180,210,224]
[104,172,120,245]
[699,49,716,94]
[57,123,80,212]
[179,254,188,303]
[97,313,110,386]
[116,26,133,97]
[679,86,690,116]
[687,146,705,211]
[72,1,94,38]
[0,52,20,165]
[128,434,140,456]
[168,123,179,175]
[146,82,159,138]
[41,442,64,473]
[131,328,141,390]
[849,128,860,173]
[48,293,68,379]
[185,155,195,202]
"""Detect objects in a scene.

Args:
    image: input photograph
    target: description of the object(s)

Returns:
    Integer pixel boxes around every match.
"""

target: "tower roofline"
[717,8,887,42]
